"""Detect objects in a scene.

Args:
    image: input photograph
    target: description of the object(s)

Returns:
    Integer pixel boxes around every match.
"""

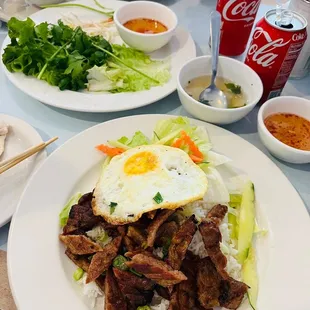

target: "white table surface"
[0,0,309,251]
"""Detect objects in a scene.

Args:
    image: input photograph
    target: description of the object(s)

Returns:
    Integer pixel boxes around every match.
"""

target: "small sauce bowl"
[114,1,178,53]
[177,56,263,125]
[258,96,310,164]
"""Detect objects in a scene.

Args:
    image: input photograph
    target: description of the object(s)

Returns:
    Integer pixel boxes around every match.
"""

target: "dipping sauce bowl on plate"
[258,96,310,164]
[114,1,178,53]
[177,56,263,125]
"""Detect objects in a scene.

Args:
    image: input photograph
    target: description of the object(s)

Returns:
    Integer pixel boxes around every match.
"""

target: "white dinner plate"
[0,114,46,227]
[8,115,310,310]
[1,0,196,113]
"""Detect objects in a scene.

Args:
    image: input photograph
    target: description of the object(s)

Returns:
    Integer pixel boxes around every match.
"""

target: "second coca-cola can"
[289,0,310,78]
[245,9,307,102]
[216,0,262,56]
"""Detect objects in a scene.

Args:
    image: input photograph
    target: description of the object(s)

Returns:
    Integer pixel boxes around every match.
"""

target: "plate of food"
[0,114,46,227]
[1,0,196,112]
[7,115,310,310]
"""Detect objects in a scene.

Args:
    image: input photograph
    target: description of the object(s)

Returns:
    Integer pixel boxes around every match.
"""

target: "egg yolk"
[124,151,158,175]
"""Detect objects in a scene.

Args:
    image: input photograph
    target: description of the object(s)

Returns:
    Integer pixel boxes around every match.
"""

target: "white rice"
[150,292,170,310]
[153,247,164,259]
[86,225,112,248]
[219,214,242,280]
[78,273,103,308]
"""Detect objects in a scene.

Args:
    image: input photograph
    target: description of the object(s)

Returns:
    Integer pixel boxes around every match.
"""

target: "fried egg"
[92,145,208,224]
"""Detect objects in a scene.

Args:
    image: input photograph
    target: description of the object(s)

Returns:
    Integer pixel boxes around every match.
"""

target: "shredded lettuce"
[207,150,231,167]
[87,44,170,92]
[203,166,230,204]
[111,131,150,148]
[198,162,210,172]
[152,117,212,157]
[59,192,82,227]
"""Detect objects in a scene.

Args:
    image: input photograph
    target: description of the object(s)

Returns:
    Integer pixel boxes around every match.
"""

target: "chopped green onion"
[129,268,143,277]
[73,267,84,281]
[113,255,128,271]
[153,192,163,204]
[162,237,172,259]
[110,202,117,214]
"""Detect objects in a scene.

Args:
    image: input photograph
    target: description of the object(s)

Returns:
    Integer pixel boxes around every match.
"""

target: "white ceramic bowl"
[114,1,178,53]
[177,56,263,125]
[258,96,310,164]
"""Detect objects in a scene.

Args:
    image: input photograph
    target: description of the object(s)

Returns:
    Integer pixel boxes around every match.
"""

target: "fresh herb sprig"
[2,17,159,91]
[225,83,242,95]
[3,18,112,91]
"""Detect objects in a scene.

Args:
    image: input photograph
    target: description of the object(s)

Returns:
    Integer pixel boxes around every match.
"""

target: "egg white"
[92,145,208,224]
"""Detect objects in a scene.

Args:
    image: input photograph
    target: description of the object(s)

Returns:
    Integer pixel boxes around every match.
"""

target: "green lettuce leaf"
[108,131,150,149]
[87,44,170,92]
[59,192,82,227]
[152,117,212,158]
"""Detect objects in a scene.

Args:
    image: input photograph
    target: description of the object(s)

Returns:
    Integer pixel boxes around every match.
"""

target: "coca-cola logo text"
[292,33,306,41]
[247,27,290,67]
[222,0,261,23]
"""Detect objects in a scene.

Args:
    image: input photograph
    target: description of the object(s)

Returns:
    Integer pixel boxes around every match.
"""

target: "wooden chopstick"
[0,136,58,174]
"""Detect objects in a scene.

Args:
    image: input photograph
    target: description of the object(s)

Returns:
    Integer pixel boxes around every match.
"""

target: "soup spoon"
[199,11,228,109]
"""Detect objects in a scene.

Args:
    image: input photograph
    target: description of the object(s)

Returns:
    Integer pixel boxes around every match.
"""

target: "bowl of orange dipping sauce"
[114,1,178,52]
[258,96,310,164]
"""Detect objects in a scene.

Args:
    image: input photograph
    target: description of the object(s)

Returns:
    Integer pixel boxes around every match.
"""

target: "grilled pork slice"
[155,221,179,247]
[125,249,156,259]
[199,204,228,274]
[147,210,157,220]
[167,215,197,270]
[59,234,102,255]
[197,257,248,310]
[198,204,248,309]
[104,269,127,310]
[65,249,90,272]
[65,249,107,293]
[123,236,136,252]
[127,226,147,248]
[63,192,102,235]
[219,277,248,309]
[86,236,122,283]
[197,257,221,308]
[207,204,228,225]
[146,210,175,247]
[126,254,187,287]
[113,268,155,307]
[155,285,171,300]
[169,252,204,310]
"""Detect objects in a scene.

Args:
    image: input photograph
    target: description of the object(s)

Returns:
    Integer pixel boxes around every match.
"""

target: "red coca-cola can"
[245,9,307,102]
[216,0,262,56]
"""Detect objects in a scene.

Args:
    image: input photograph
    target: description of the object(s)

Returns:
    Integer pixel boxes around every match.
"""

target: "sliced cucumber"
[228,213,238,240]
[242,247,258,310]
[237,181,255,264]
[228,194,242,241]
[229,193,242,208]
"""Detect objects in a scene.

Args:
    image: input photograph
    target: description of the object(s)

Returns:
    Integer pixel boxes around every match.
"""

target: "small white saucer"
[0,114,46,227]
